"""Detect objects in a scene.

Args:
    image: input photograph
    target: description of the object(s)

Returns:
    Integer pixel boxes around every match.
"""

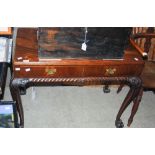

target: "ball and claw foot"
[103,85,110,93]
[115,119,124,128]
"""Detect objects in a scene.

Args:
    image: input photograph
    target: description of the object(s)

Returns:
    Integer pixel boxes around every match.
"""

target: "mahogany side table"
[10,28,144,128]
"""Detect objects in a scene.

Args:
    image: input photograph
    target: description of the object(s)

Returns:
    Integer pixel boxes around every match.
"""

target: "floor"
[4,69,155,128]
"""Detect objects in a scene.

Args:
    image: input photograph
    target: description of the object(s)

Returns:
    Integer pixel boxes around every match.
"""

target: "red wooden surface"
[13,28,144,78]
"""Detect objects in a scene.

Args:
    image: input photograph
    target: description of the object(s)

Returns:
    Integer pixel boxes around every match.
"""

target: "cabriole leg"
[10,78,28,127]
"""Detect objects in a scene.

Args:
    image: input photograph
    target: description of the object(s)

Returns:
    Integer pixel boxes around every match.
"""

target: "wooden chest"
[13,28,144,79]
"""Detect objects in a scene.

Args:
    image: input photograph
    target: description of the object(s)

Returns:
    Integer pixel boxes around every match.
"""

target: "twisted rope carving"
[31,77,124,81]
[13,76,141,88]
[27,77,129,86]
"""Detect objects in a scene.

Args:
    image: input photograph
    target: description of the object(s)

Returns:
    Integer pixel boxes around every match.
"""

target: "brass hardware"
[45,68,57,75]
[105,68,116,75]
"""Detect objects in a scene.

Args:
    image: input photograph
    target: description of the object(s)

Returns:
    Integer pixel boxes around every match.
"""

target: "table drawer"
[83,65,143,77]
[14,64,143,78]
[14,66,84,78]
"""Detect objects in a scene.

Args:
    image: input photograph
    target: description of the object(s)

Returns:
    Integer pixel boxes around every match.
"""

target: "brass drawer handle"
[45,68,57,75]
[105,68,116,75]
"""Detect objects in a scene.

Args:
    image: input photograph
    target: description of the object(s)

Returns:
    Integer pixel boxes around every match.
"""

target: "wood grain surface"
[13,28,144,78]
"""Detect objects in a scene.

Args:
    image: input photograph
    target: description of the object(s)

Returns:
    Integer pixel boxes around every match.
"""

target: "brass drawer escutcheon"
[45,68,57,75]
[105,68,116,75]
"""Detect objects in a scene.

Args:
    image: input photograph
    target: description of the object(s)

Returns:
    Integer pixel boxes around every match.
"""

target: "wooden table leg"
[115,77,142,128]
[115,88,136,128]
[117,84,125,94]
[10,78,28,128]
[127,87,143,127]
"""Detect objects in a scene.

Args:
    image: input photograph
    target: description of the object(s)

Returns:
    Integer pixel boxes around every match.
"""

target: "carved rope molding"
[11,76,142,88]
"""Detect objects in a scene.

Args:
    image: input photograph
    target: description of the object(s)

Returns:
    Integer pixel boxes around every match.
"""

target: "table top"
[12,28,145,79]
[13,28,144,66]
